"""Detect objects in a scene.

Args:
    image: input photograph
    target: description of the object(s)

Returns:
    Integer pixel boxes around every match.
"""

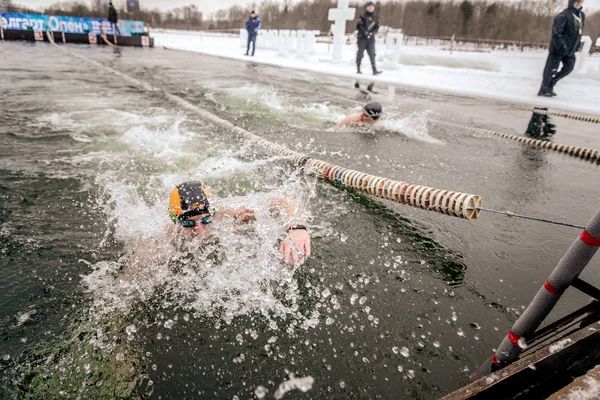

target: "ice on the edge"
[549,338,572,354]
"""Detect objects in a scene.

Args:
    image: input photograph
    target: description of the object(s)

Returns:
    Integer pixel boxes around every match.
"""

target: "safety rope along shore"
[435,120,600,164]
[45,30,482,220]
[508,104,600,124]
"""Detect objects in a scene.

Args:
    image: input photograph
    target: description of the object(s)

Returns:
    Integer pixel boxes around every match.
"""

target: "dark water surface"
[1,42,599,399]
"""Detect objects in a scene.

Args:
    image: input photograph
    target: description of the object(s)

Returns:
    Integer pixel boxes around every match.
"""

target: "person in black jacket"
[108,2,120,36]
[356,2,382,75]
[538,0,585,97]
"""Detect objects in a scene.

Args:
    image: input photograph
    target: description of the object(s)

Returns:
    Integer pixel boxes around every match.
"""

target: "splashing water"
[377,111,444,145]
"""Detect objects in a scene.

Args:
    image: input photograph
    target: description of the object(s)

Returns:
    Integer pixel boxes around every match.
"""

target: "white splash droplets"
[359,296,368,305]
[433,341,441,348]
[457,328,465,337]
[164,319,175,329]
[273,376,315,399]
[340,233,348,243]
[350,294,358,305]
[125,324,137,340]
[407,370,415,379]
[400,347,410,358]
[392,346,399,354]
[254,385,267,399]
[325,317,335,326]
[452,311,458,322]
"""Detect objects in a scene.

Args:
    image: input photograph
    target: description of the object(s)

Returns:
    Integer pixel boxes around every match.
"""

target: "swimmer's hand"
[233,206,256,224]
[280,229,311,266]
[216,207,256,224]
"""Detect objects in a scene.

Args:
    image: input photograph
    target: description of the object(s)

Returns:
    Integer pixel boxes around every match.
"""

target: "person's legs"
[539,52,561,95]
[356,38,367,73]
[366,38,378,73]
[246,33,252,55]
[251,33,257,56]
[554,55,576,82]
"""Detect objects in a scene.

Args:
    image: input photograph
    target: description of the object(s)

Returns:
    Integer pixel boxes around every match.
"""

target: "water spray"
[46,31,483,220]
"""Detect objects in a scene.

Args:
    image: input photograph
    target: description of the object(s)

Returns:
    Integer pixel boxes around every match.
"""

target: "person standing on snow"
[538,0,585,97]
[356,1,382,75]
[244,11,262,56]
[108,2,120,36]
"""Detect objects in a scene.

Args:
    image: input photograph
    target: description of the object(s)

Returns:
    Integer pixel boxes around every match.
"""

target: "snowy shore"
[153,29,600,117]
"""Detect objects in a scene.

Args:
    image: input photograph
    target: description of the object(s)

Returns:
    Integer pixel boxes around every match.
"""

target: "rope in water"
[435,120,600,164]
[477,207,586,229]
[508,105,600,124]
[46,31,482,220]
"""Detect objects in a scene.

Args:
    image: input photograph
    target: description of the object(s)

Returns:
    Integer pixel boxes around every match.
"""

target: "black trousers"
[357,37,377,72]
[541,52,576,90]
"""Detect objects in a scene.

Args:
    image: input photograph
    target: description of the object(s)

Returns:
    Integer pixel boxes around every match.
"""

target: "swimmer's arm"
[213,207,256,224]
[336,115,353,127]
[268,197,311,266]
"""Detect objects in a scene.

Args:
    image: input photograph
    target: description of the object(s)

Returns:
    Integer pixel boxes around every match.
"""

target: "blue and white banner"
[0,12,144,37]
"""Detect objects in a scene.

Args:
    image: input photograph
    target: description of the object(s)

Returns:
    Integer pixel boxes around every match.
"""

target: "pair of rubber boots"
[538,77,557,97]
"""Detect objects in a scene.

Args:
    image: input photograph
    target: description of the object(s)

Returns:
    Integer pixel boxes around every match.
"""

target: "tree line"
[3,0,599,42]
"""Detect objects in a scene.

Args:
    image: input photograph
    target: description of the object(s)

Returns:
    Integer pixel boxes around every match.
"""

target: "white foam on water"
[377,111,444,145]
[118,118,199,160]
[273,376,315,399]
[223,84,285,111]
[84,164,322,330]
[195,153,284,178]
[297,102,347,123]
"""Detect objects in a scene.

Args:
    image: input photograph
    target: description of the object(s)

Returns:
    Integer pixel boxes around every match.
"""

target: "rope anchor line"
[508,105,600,125]
[477,207,585,229]
[435,120,600,165]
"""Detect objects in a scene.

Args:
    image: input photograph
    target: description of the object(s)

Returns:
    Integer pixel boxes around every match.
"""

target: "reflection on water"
[525,108,556,140]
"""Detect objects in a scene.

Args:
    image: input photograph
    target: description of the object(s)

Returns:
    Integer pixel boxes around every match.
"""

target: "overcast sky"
[18,0,600,14]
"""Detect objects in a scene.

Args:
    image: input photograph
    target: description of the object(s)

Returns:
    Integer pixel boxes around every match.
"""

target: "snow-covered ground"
[153,30,600,117]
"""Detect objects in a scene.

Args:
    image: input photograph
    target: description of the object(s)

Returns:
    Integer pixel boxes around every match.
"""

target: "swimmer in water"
[168,181,311,266]
[337,102,382,127]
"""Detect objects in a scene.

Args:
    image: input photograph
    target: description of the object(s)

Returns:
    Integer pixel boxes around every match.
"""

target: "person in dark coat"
[108,2,120,36]
[538,0,585,97]
[356,1,381,75]
[244,11,261,56]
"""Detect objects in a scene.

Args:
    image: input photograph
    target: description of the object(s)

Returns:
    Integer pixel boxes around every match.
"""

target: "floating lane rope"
[45,31,482,220]
[508,105,600,124]
[435,120,600,164]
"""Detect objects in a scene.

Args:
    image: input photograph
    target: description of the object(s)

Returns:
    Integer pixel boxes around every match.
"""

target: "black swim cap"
[363,102,382,120]
[169,181,210,221]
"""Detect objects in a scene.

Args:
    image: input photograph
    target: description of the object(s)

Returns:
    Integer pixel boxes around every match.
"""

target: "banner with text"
[0,12,144,36]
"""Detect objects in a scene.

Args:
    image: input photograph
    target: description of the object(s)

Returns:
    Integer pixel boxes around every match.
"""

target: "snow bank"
[153,31,600,116]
